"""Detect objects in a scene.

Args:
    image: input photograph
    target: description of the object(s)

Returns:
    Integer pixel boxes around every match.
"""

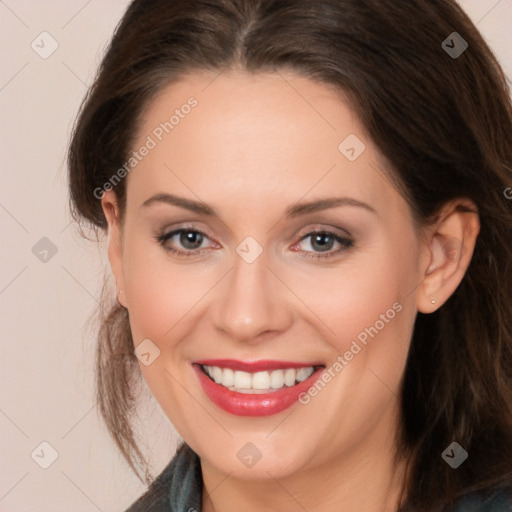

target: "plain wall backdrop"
[1,1,511,510]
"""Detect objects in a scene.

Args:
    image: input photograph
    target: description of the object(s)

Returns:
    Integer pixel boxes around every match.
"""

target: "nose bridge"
[213,243,290,342]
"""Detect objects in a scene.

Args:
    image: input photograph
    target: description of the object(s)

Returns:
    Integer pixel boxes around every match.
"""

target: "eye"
[155,226,354,260]
[293,229,354,260]
[156,228,213,256]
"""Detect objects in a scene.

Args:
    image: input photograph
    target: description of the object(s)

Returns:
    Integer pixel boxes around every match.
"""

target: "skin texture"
[101,69,480,512]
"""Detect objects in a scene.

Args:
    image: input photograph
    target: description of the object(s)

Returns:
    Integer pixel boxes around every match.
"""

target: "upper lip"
[194,359,325,372]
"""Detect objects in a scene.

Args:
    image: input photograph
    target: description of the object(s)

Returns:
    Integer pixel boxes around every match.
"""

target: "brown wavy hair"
[67,0,512,510]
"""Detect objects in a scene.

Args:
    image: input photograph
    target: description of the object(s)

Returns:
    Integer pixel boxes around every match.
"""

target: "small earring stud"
[431,298,436,304]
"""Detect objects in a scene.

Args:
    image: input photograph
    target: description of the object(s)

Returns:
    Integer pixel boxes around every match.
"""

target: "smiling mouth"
[199,364,325,394]
[193,359,328,416]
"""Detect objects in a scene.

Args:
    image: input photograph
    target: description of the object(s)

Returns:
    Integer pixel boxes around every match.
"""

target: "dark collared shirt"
[125,443,512,511]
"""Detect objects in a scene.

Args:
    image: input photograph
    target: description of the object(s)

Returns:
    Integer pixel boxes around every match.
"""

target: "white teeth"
[296,367,314,382]
[270,370,285,389]
[202,365,317,392]
[284,368,296,386]
[252,371,270,389]
[222,368,234,387]
[233,370,252,389]
[212,366,223,384]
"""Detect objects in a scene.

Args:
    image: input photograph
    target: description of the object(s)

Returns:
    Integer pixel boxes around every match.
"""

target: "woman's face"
[104,70,429,480]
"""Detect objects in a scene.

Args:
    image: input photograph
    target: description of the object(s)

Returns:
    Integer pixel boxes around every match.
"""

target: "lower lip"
[193,364,325,416]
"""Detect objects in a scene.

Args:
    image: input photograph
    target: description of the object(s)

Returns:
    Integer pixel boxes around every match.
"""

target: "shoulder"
[449,486,512,512]
[123,443,203,512]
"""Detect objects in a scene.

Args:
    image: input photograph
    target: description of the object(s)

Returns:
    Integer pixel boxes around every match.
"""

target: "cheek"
[121,241,199,343]
[289,237,417,356]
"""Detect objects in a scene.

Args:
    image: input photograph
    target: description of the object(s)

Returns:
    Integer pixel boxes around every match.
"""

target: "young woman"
[67,1,512,510]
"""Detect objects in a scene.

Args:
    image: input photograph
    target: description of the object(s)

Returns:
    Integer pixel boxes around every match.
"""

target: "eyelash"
[155,227,354,260]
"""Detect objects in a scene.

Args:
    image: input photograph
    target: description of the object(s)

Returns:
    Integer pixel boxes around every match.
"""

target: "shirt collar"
[168,442,203,511]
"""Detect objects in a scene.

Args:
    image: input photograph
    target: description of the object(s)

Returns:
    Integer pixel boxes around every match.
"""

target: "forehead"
[125,70,403,221]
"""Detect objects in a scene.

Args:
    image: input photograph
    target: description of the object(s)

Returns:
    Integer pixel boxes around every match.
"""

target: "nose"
[212,248,292,345]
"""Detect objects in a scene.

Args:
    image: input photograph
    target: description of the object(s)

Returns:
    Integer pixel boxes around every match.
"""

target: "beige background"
[1,1,511,510]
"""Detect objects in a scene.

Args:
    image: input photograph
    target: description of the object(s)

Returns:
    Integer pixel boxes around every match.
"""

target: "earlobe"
[101,190,128,308]
[416,199,480,314]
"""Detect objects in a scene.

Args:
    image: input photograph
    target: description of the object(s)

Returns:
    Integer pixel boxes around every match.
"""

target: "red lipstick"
[192,359,325,417]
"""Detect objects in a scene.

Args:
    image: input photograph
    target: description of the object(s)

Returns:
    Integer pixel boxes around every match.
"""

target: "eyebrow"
[141,193,377,217]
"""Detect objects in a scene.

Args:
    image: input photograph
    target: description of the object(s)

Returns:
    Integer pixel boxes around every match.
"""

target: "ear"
[101,190,128,308]
[416,198,480,313]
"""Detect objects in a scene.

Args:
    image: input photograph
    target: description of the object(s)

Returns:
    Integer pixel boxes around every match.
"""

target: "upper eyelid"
[159,222,351,237]
[297,224,352,238]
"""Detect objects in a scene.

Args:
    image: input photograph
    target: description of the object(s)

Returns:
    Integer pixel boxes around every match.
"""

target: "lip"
[192,361,325,417]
